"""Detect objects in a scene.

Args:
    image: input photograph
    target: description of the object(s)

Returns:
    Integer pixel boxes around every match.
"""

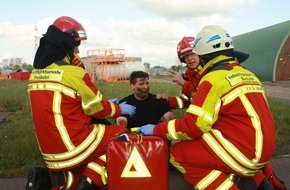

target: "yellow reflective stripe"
[169,154,186,174]
[222,85,264,105]
[27,83,76,98]
[82,91,103,110]
[216,177,234,190]
[202,133,257,176]
[44,125,99,161]
[167,120,191,140]
[240,95,263,162]
[167,120,178,140]
[176,97,184,108]
[187,105,213,123]
[53,91,75,150]
[88,162,103,175]
[87,162,108,185]
[196,170,221,189]
[44,125,106,169]
[109,102,116,117]
[102,166,108,185]
[221,84,264,163]
[212,130,264,169]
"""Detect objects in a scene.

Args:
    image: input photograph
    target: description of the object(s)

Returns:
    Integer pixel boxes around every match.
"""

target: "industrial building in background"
[85,48,146,82]
[233,20,290,81]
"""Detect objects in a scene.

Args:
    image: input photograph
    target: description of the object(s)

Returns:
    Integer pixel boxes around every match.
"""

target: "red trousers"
[170,139,258,189]
[50,125,127,189]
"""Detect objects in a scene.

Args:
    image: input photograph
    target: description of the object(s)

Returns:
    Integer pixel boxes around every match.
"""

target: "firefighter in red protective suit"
[138,25,278,189]
[157,36,201,109]
[27,16,136,190]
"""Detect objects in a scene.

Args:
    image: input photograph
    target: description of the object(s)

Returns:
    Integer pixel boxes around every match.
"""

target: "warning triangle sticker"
[121,146,151,178]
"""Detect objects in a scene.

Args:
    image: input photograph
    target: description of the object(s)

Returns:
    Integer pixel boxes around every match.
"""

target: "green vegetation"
[0,79,289,177]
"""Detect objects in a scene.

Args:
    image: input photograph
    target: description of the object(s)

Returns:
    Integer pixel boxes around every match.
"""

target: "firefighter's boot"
[74,176,101,190]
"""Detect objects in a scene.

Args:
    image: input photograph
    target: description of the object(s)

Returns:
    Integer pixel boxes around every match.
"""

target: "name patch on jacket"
[226,72,259,86]
[30,69,64,81]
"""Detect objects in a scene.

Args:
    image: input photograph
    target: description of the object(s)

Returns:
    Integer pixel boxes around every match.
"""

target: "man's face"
[131,77,149,100]
[184,52,200,69]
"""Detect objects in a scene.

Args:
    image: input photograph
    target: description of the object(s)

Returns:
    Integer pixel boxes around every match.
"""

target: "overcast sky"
[0,0,289,67]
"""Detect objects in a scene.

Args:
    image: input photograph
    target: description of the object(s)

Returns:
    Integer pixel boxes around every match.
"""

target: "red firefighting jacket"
[27,58,122,170]
[167,67,200,109]
[154,55,276,176]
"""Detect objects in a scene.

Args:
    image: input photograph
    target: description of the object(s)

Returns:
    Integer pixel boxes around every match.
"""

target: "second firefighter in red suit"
[138,25,276,189]
[157,36,202,109]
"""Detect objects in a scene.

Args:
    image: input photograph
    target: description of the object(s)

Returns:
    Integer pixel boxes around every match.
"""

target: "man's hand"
[119,102,136,117]
[137,124,155,135]
[169,70,185,86]
[156,94,168,100]
[108,98,119,104]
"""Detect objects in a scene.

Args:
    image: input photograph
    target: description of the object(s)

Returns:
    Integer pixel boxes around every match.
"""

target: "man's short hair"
[129,71,149,84]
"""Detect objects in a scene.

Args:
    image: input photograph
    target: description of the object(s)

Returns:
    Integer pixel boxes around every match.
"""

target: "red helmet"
[177,36,195,63]
[53,16,87,41]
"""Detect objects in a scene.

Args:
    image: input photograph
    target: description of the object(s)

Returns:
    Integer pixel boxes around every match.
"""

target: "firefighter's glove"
[137,124,155,135]
[109,98,119,104]
[120,102,136,117]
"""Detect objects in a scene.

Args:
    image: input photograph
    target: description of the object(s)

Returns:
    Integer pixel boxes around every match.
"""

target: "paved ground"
[0,81,289,189]
[263,81,290,104]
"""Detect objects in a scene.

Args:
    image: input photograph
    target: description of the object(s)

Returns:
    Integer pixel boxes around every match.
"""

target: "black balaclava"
[201,49,249,66]
[33,25,80,69]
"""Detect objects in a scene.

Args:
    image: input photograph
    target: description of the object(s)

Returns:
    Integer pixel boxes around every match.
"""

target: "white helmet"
[193,25,234,55]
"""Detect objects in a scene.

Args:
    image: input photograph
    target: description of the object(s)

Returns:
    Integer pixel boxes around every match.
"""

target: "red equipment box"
[106,133,169,190]
[10,72,31,80]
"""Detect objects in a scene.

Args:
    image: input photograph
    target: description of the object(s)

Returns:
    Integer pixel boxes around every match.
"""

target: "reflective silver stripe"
[43,124,99,160]
[187,105,213,123]
[175,97,184,108]
[212,129,264,169]
[222,85,264,163]
[216,178,234,190]
[202,133,257,176]
[88,162,103,175]
[82,91,102,110]
[44,125,106,169]
[180,93,189,101]
[214,100,221,114]
[77,30,86,39]
[66,171,74,189]
[222,85,264,105]
[99,154,106,162]
[240,95,263,162]
[88,162,108,185]
[196,170,221,189]
[28,83,76,98]
[53,91,75,150]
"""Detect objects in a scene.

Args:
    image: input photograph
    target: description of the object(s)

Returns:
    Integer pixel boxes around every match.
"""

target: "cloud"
[0,0,264,68]
[120,0,257,19]
[80,17,194,67]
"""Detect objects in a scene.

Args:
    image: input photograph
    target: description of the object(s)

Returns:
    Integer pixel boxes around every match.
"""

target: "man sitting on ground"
[117,71,175,131]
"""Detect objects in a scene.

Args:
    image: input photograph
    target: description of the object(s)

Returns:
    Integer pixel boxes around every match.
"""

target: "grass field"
[0,78,289,177]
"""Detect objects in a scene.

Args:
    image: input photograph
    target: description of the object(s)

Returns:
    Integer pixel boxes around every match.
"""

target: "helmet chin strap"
[199,56,206,67]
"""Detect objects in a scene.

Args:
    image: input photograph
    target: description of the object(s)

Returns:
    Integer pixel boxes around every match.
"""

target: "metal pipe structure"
[85,49,146,82]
